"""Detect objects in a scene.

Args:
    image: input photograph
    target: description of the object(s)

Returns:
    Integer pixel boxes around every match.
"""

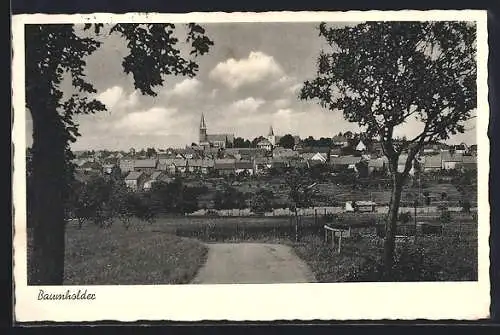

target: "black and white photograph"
[12,11,490,321]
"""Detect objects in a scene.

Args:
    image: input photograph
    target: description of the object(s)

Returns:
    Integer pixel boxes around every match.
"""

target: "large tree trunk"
[29,107,67,285]
[383,172,404,280]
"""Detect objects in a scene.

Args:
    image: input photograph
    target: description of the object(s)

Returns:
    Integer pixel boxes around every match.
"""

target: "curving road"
[191,243,316,284]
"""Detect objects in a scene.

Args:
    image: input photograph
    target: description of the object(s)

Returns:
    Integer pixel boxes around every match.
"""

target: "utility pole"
[414,199,418,240]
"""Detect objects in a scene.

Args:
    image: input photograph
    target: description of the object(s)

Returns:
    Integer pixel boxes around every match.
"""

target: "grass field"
[28,212,477,284]
[292,219,478,282]
[28,222,208,285]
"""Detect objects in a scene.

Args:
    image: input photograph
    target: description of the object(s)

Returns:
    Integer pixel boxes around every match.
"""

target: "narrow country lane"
[191,243,316,284]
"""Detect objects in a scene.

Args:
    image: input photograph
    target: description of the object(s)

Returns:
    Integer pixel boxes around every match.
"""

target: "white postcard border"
[12,10,490,322]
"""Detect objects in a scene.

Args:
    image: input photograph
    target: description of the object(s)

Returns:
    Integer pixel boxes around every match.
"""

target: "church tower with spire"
[199,113,207,145]
[267,125,276,146]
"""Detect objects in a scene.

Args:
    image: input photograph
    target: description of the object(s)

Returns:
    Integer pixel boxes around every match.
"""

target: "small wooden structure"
[324,225,351,253]
[355,200,377,212]
[344,200,376,213]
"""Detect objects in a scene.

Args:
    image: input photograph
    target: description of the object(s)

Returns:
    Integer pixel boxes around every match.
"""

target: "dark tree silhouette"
[146,147,157,158]
[278,134,295,149]
[300,21,476,278]
[285,170,314,242]
[250,188,274,214]
[251,136,266,148]
[233,137,251,148]
[26,23,213,285]
[214,186,246,210]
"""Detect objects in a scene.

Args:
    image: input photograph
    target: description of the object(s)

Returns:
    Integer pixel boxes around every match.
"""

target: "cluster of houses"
[72,134,477,192]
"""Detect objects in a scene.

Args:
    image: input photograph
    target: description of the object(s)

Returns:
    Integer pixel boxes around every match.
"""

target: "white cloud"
[209,51,285,89]
[97,86,124,108]
[170,78,202,97]
[230,97,265,113]
[97,86,139,110]
[115,107,178,132]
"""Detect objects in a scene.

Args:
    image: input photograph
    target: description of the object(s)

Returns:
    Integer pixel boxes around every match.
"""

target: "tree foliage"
[214,185,246,210]
[150,179,206,215]
[285,171,314,212]
[26,23,214,284]
[300,21,476,277]
[71,173,157,229]
[233,137,252,148]
[301,22,476,162]
[278,134,296,149]
[250,189,274,214]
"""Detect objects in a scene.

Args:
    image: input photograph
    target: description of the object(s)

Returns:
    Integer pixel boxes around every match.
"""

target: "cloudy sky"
[25,22,476,150]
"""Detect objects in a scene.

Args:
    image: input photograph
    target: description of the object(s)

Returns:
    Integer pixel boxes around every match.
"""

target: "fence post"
[295,215,299,242]
[325,228,328,243]
[338,231,342,254]
[331,230,335,248]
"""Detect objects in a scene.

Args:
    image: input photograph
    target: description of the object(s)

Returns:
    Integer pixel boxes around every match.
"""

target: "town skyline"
[24,22,477,151]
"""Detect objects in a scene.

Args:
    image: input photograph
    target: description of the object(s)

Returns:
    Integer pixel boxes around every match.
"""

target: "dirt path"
[191,243,316,284]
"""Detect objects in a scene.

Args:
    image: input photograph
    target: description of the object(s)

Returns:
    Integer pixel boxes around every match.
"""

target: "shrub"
[399,211,412,224]
[460,199,471,214]
[343,234,477,282]
[346,245,440,281]
[440,210,452,224]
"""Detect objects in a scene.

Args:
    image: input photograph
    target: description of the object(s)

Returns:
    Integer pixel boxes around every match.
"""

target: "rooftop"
[134,159,157,168]
[125,171,144,180]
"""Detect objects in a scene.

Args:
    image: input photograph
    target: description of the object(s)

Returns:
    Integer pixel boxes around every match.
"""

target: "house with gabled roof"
[330,156,361,170]
[173,158,188,174]
[78,161,103,173]
[143,171,164,191]
[423,154,442,172]
[187,159,214,174]
[235,160,254,176]
[119,159,135,173]
[441,152,464,170]
[332,135,349,147]
[157,158,175,174]
[257,138,273,151]
[134,159,158,172]
[125,171,147,191]
[451,143,468,154]
[355,140,367,152]
[302,152,328,164]
[214,158,236,176]
[458,155,477,171]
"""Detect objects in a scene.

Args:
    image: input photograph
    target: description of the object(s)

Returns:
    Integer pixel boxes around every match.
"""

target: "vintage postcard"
[12,10,490,322]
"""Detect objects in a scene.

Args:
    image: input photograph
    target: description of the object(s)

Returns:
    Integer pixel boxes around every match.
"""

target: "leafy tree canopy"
[278,134,296,149]
[301,21,476,172]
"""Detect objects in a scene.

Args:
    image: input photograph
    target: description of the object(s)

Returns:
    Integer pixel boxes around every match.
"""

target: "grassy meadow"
[28,220,208,285]
[27,212,478,284]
